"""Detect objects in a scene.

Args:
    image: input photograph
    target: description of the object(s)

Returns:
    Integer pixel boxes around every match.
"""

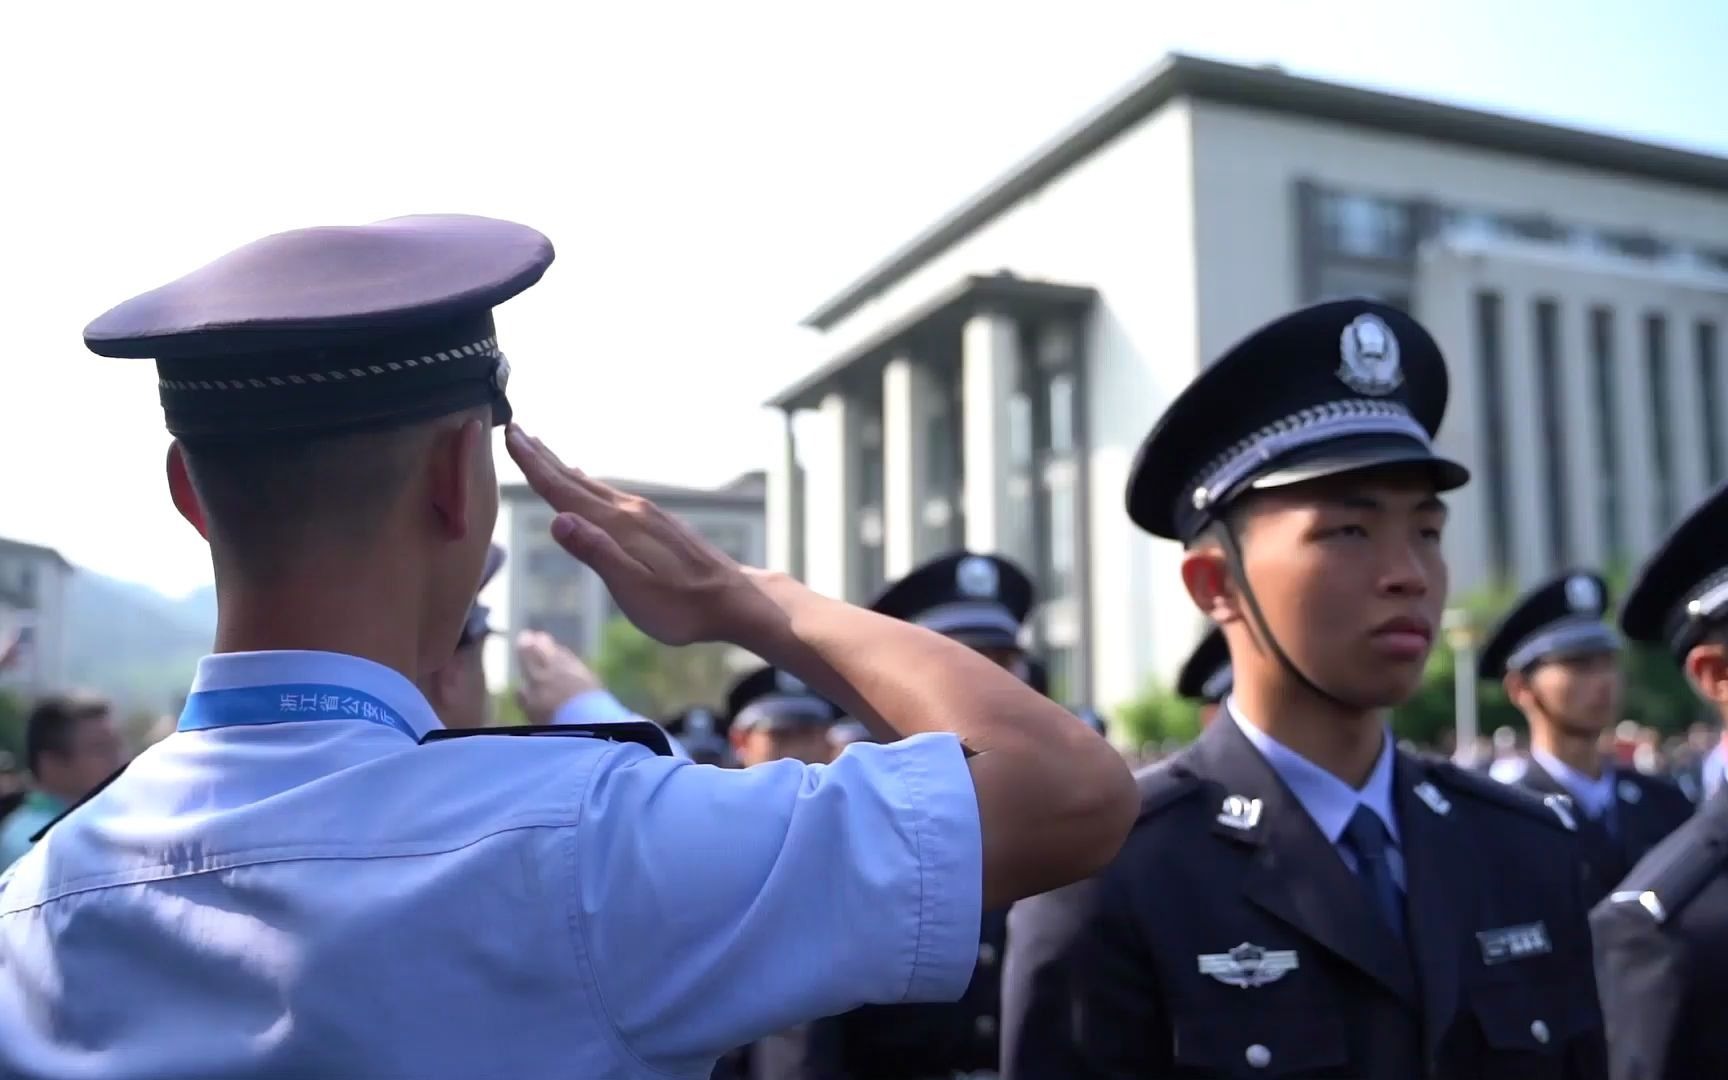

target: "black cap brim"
[1247,435,1470,495]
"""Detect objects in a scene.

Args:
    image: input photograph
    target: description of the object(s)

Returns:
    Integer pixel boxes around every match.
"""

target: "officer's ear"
[165,441,209,540]
[1179,525,1237,624]
[1502,668,1532,712]
[1683,641,1728,707]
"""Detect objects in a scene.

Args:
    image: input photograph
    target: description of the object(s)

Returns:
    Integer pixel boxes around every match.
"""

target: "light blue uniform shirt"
[0,650,983,1079]
[1229,700,1404,887]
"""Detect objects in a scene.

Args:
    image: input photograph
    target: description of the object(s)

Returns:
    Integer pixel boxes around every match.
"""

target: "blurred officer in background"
[1479,570,1692,906]
[1594,483,1728,1079]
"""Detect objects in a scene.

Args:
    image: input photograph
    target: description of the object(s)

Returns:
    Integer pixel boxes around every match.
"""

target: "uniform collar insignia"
[1413,780,1451,816]
[1215,794,1263,832]
[1198,942,1299,988]
[1543,793,1579,831]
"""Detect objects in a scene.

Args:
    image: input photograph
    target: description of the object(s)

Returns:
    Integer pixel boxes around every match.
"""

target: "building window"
[1646,313,1675,529]
[1318,192,1410,260]
[1474,292,1513,583]
[1589,308,1624,561]
[1699,322,1723,487]
[1533,299,1570,568]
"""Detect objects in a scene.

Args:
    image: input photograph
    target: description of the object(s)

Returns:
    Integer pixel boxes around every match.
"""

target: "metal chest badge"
[1199,942,1300,988]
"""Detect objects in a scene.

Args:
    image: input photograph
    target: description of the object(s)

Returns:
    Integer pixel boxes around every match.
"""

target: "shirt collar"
[1531,746,1616,819]
[1228,698,1400,846]
[188,650,444,740]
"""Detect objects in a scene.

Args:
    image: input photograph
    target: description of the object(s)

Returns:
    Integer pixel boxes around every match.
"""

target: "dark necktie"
[1343,804,1406,941]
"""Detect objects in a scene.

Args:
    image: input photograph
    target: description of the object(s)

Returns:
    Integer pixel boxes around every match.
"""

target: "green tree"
[0,690,23,760]
[1114,682,1202,752]
[591,616,739,717]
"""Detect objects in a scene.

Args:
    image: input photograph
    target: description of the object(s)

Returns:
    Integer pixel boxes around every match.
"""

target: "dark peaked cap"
[725,665,839,732]
[83,214,554,443]
[1126,299,1469,542]
[1476,570,1618,681]
[1176,626,1233,704]
[870,551,1035,649]
[1622,481,1728,660]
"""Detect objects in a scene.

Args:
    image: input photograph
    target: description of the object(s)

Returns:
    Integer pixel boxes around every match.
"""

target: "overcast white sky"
[2,0,1723,602]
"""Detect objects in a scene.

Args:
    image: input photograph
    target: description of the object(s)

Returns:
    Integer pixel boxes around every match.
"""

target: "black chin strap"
[1217,520,1370,714]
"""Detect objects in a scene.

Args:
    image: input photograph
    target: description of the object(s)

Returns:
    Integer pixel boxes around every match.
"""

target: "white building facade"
[502,473,767,686]
[0,537,73,698]
[767,55,1728,713]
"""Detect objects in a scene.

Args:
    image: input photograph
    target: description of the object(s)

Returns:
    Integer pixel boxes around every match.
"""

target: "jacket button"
[978,943,998,967]
[975,1015,997,1039]
[1531,1019,1550,1045]
[1245,1043,1271,1068]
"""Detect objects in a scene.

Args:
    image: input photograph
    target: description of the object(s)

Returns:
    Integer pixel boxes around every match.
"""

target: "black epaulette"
[1422,757,1581,833]
[1132,759,1204,821]
[1605,818,1728,926]
[420,721,674,757]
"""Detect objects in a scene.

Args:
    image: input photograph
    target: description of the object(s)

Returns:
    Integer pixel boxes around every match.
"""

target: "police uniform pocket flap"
[1468,981,1593,1053]
[1173,1010,1349,1075]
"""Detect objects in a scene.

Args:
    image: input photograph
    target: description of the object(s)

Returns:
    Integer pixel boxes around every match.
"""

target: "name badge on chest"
[1476,922,1552,966]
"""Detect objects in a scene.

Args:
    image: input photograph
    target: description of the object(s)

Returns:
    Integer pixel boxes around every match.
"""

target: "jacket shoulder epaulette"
[1132,758,1205,822]
[1602,814,1728,926]
[1422,756,1581,832]
[419,721,673,756]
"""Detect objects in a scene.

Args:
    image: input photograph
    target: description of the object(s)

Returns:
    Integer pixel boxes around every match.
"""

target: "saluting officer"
[1477,570,1693,905]
[1001,299,1606,1079]
[725,664,841,767]
[1176,626,1232,727]
[0,216,1137,1079]
[800,550,1038,1080]
[1593,482,1728,1079]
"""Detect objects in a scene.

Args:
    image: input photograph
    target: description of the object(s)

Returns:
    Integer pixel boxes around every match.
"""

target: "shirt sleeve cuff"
[894,732,985,1002]
[552,689,636,727]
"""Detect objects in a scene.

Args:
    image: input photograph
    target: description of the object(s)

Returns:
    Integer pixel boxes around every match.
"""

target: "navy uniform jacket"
[1591,789,1728,1080]
[794,908,1008,1079]
[1002,716,1606,1079]
[1506,759,1694,907]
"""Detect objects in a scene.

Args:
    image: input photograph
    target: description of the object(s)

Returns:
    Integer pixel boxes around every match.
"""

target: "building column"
[766,409,804,579]
[961,312,1019,554]
[1614,306,1660,556]
[1666,306,1709,512]
[882,355,934,579]
[1561,302,1606,569]
[1500,292,1548,586]
[803,391,858,601]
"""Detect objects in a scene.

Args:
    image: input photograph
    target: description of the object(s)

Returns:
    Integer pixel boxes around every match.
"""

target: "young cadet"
[0,216,1137,1080]
[1000,299,1606,1079]
[725,665,841,767]
[1176,625,1232,727]
[1478,570,1693,905]
[1593,482,1728,1079]
[797,550,1039,1080]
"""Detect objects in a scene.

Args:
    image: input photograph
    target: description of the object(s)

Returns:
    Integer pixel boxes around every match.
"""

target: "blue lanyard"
[178,683,418,740]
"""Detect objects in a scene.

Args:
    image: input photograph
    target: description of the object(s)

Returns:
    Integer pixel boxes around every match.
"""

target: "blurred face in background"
[37,711,124,802]
[732,721,834,767]
[1510,651,1622,739]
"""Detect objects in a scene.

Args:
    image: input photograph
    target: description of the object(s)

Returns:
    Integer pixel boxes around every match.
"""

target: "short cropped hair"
[25,693,111,777]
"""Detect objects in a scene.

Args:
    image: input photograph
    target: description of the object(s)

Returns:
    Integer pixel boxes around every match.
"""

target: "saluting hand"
[507,425,767,647]
[514,630,602,725]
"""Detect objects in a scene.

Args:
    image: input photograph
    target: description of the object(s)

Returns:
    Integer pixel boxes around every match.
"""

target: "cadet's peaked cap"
[83,214,554,443]
[870,550,1034,649]
[1126,299,1469,542]
[1477,570,1618,681]
[1176,627,1233,704]
[1622,482,1728,660]
[724,665,839,733]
